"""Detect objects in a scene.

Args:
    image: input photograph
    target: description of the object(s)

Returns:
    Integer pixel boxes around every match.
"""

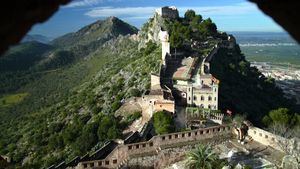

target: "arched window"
[201,96,204,101]
[193,96,197,100]
[208,105,211,109]
[208,96,212,101]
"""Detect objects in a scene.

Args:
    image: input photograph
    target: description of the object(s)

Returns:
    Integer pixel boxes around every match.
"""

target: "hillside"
[0,10,298,169]
[0,17,160,168]
[0,41,52,72]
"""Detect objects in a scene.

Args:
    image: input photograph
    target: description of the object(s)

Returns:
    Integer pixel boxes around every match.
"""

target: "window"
[188,132,191,137]
[201,96,204,101]
[113,160,117,164]
[105,161,109,165]
[128,146,132,150]
[175,134,178,138]
[208,105,211,109]
[98,161,102,166]
[142,144,146,147]
[188,97,191,101]
[169,135,172,139]
[193,96,197,100]
[200,131,203,134]
[182,133,185,137]
[90,163,94,167]
[83,164,87,168]
[162,136,165,140]
[214,97,216,101]
[208,96,212,101]
[149,142,153,147]
[136,145,139,149]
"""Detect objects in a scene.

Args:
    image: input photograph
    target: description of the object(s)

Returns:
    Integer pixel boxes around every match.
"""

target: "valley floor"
[251,61,300,104]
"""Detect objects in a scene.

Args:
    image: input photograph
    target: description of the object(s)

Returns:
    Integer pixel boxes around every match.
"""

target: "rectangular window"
[113,159,117,164]
[149,142,153,147]
[128,146,132,150]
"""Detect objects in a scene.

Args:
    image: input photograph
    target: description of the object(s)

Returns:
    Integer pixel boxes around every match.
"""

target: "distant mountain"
[51,16,138,48]
[0,41,52,72]
[22,34,52,44]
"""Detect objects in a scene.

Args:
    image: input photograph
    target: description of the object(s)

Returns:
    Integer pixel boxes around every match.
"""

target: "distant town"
[251,61,300,104]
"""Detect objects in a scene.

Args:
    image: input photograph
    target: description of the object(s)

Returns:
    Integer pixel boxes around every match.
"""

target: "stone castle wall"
[248,126,300,153]
[75,125,233,169]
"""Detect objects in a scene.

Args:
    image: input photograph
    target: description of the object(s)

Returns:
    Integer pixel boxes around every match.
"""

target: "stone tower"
[212,80,219,110]
[159,30,170,67]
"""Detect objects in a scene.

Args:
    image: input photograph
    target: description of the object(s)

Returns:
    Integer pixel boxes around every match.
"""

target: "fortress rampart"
[74,125,233,169]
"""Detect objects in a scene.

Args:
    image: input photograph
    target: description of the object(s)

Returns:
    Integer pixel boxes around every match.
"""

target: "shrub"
[153,111,175,134]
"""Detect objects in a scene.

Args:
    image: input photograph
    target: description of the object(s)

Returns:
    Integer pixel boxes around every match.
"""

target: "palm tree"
[185,144,221,169]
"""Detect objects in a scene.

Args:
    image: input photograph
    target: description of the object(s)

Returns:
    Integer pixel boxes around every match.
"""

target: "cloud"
[183,2,257,16]
[85,6,156,19]
[84,2,257,19]
[65,0,120,8]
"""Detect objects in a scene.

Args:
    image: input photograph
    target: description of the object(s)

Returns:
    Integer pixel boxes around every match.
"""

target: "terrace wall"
[75,125,233,169]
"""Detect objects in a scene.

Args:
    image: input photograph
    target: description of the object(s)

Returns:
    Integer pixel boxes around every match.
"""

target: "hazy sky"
[29,0,284,38]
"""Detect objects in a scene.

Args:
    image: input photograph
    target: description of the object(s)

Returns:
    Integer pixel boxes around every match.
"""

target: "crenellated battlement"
[74,125,233,169]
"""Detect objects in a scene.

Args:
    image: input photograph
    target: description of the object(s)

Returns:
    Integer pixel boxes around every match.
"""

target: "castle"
[157,27,219,111]
[155,6,179,19]
[47,7,300,169]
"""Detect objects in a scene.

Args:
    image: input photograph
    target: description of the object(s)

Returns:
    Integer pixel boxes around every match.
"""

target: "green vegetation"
[124,111,142,125]
[0,93,28,108]
[165,10,217,53]
[185,144,227,169]
[262,108,300,138]
[153,111,175,134]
